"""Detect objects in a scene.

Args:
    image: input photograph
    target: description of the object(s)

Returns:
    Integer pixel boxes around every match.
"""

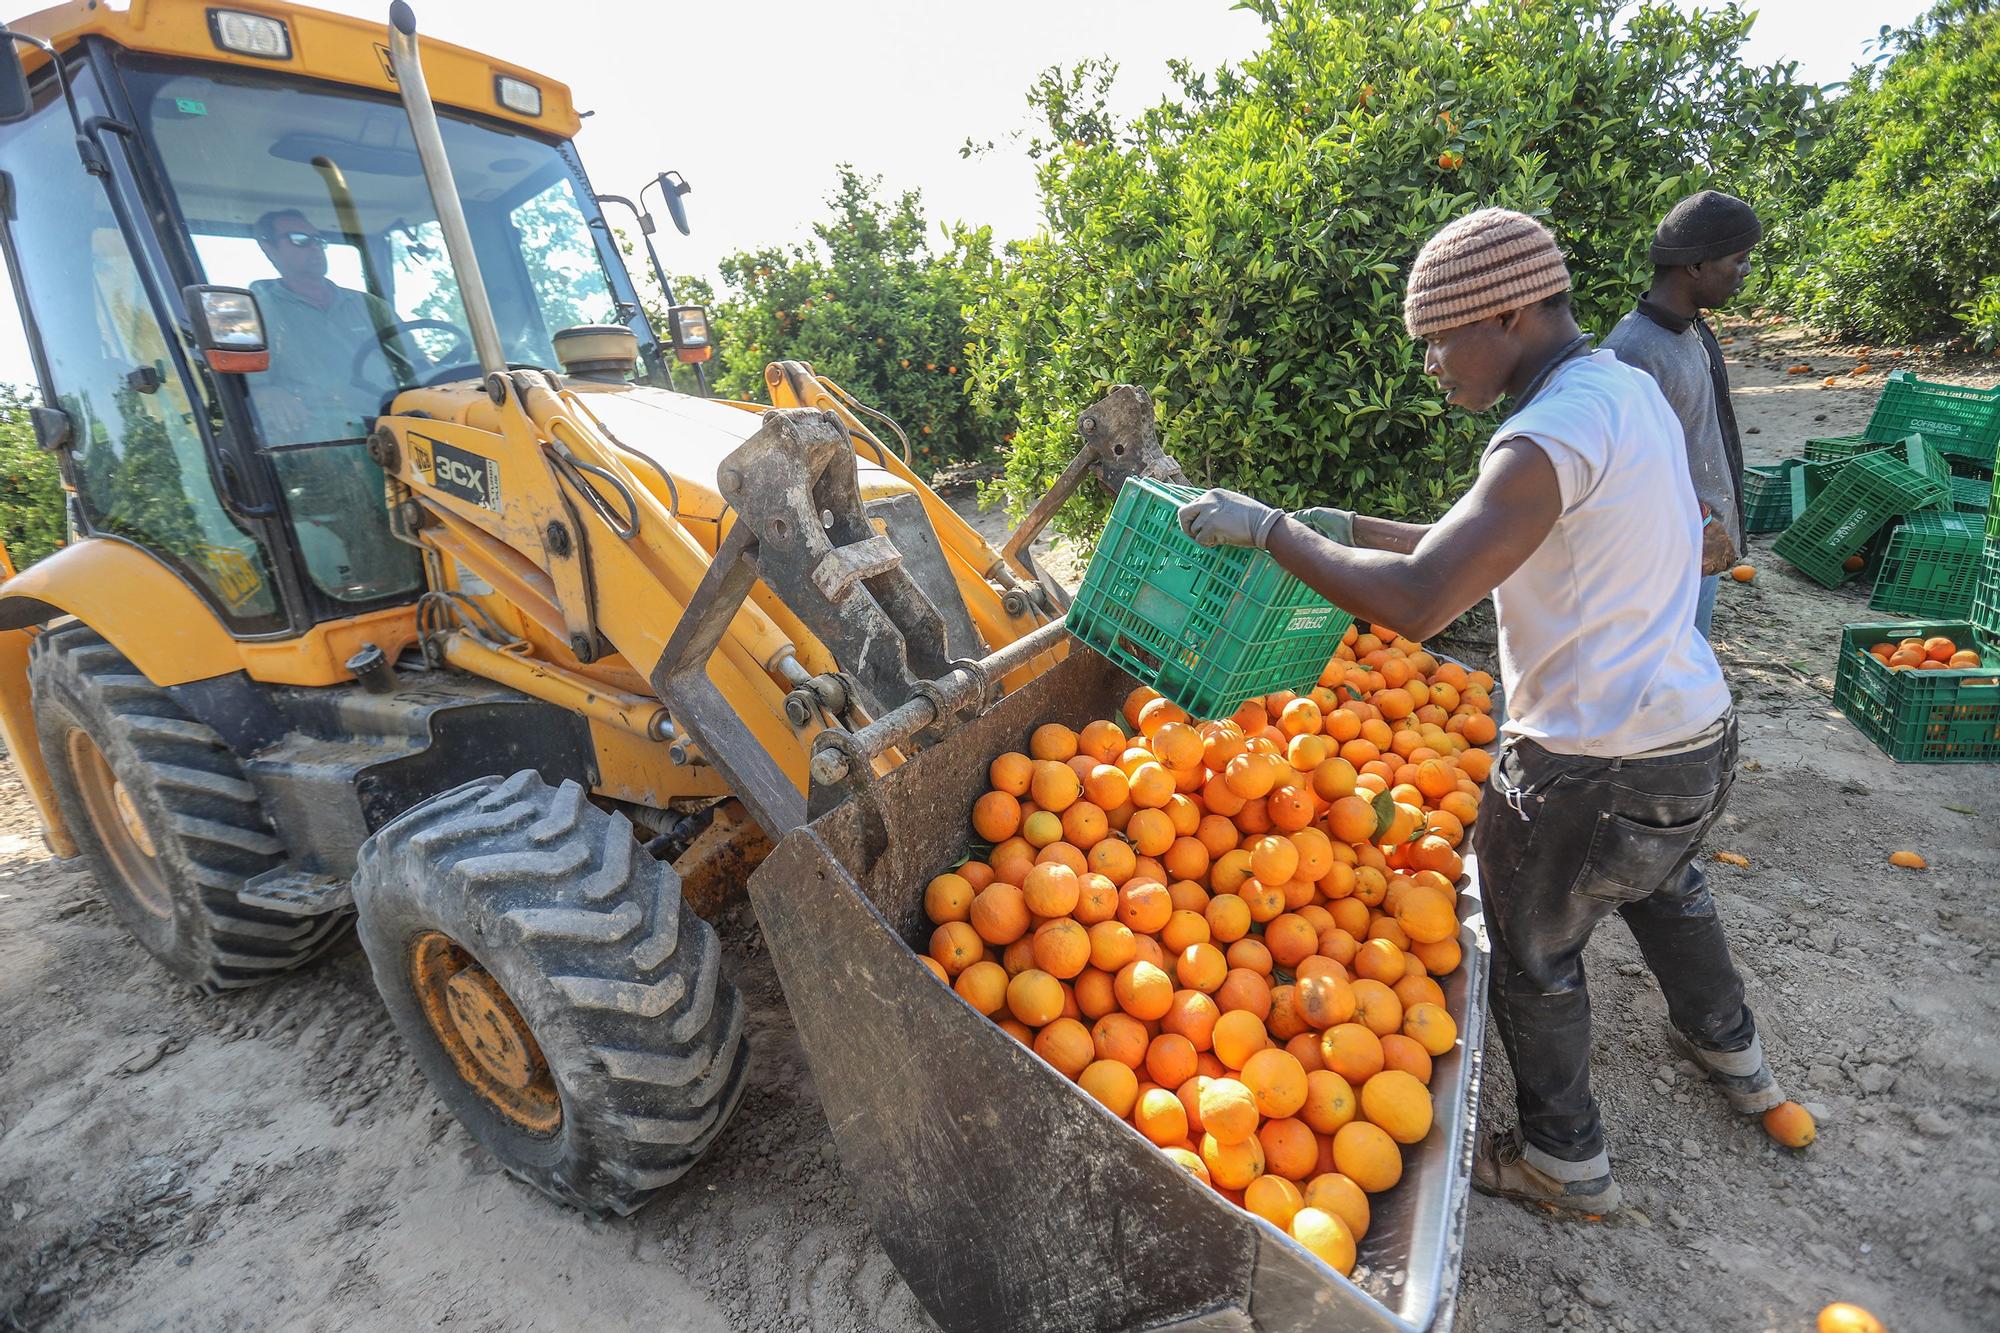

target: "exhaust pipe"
[386,1,505,376]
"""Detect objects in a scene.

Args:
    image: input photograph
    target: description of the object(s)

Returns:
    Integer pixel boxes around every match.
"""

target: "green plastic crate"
[1742,461,1803,533]
[1833,619,2000,763]
[1786,455,1856,517]
[1864,372,2000,469]
[1868,513,1984,618]
[1947,453,1994,484]
[1804,434,1878,464]
[1774,450,1954,588]
[1066,478,1356,718]
[1950,472,1992,515]
[1974,546,2000,646]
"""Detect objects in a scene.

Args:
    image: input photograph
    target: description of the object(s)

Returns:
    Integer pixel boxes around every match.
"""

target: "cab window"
[0,76,281,627]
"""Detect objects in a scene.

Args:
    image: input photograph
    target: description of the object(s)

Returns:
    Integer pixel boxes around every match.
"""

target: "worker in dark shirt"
[1603,191,1761,639]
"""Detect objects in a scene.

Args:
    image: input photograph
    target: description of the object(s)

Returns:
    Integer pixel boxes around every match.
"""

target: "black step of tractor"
[237,865,355,916]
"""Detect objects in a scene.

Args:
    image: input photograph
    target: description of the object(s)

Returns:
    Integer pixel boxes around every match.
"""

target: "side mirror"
[666,304,712,364]
[0,32,33,124]
[656,170,692,236]
[182,285,270,373]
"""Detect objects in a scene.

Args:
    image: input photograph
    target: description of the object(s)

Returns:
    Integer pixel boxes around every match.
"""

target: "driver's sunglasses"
[281,231,327,249]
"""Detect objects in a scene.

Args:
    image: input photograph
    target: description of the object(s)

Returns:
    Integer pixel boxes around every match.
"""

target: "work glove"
[1292,507,1357,546]
[1178,489,1284,548]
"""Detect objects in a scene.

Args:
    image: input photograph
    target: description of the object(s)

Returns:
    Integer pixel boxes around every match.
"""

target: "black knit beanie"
[1650,190,1763,266]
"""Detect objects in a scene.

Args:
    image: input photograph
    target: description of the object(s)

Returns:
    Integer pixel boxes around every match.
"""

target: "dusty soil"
[3,327,1998,1332]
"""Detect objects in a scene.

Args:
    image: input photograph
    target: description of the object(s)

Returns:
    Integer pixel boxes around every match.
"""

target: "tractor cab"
[0,0,659,634]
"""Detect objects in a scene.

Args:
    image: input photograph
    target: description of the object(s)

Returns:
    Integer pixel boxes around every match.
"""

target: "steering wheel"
[351,318,474,391]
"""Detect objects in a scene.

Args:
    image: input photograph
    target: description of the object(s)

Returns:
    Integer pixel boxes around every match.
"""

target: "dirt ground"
[3,326,1998,1333]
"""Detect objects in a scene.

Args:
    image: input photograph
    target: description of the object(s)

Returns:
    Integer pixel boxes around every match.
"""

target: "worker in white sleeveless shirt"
[1177,209,1787,1215]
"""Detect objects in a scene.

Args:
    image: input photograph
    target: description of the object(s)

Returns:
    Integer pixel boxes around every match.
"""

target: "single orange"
[1265,913,1320,969]
[1079,1058,1139,1117]
[1244,1173,1305,1229]
[925,872,974,925]
[953,959,1009,1015]
[1092,1011,1150,1069]
[1134,1085,1192,1146]
[1088,838,1138,886]
[1033,1017,1096,1078]
[1360,1068,1432,1144]
[1332,1120,1403,1192]
[1118,879,1173,933]
[969,883,1030,945]
[972,790,1022,843]
[1115,960,1174,1021]
[1030,722,1079,762]
[1073,967,1117,1019]
[1022,862,1081,917]
[1200,1130,1267,1191]
[1290,1207,1356,1276]
[1763,1101,1817,1148]
[1403,1001,1456,1056]
[1199,1076,1260,1145]
[1176,941,1229,993]
[1162,989,1221,1051]
[1258,1114,1320,1181]
[1241,1047,1310,1119]
[1212,1009,1270,1070]
[1301,1068,1358,1135]
[1074,872,1121,925]
[1032,918,1092,979]
[1319,1023,1385,1085]
[1136,696,1189,739]
[1302,1173,1370,1242]
[1030,759,1082,814]
[1206,893,1252,944]
[1146,1032,1199,1089]
[1350,979,1404,1037]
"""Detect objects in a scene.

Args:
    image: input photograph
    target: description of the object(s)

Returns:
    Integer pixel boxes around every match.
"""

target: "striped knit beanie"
[1403,208,1572,338]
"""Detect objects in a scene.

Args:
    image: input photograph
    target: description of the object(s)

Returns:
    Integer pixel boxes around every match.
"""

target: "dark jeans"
[1472,715,1756,1171]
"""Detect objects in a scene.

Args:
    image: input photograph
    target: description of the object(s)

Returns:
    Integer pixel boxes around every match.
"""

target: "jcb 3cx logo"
[412,434,503,512]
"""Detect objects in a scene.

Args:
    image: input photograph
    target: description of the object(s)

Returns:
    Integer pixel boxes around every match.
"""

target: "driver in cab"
[249,208,414,442]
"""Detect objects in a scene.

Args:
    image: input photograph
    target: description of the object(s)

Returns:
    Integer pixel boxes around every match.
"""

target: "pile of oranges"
[1861,633,1985,672]
[917,623,1499,1277]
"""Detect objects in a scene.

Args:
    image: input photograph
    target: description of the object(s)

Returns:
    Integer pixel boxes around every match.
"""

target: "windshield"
[121,58,631,447]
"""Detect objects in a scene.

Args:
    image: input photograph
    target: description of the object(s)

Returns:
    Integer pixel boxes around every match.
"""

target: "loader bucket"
[747,645,1490,1332]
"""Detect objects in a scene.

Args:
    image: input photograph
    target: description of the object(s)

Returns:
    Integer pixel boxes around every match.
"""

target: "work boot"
[1471,1128,1622,1217]
[1666,1024,1787,1115]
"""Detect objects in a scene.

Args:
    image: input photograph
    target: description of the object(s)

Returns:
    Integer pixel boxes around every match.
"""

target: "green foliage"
[965,0,1816,534]
[705,168,1014,471]
[1758,0,2000,348]
[0,384,68,568]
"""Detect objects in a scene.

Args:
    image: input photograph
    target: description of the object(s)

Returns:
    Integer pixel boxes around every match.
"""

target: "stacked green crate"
[1865,373,2000,473]
[1774,443,1953,587]
[1869,513,1984,618]
[1741,460,1803,533]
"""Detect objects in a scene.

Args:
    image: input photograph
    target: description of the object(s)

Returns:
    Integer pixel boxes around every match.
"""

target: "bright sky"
[0,0,1928,386]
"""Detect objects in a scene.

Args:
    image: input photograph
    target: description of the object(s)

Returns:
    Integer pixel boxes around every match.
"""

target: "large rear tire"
[352,770,749,1215]
[28,622,347,991]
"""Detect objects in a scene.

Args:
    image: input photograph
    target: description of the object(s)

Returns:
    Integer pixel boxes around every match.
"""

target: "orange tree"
[705,168,1013,473]
[0,384,66,568]
[1756,0,2000,349]
[966,0,1816,533]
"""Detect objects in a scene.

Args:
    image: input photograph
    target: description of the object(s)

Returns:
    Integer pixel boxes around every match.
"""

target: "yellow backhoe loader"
[0,3,1481,1327]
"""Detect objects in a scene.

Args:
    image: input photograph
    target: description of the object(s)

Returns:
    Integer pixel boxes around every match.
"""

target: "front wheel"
[28,622,347,991]
[353,771,749,1214]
